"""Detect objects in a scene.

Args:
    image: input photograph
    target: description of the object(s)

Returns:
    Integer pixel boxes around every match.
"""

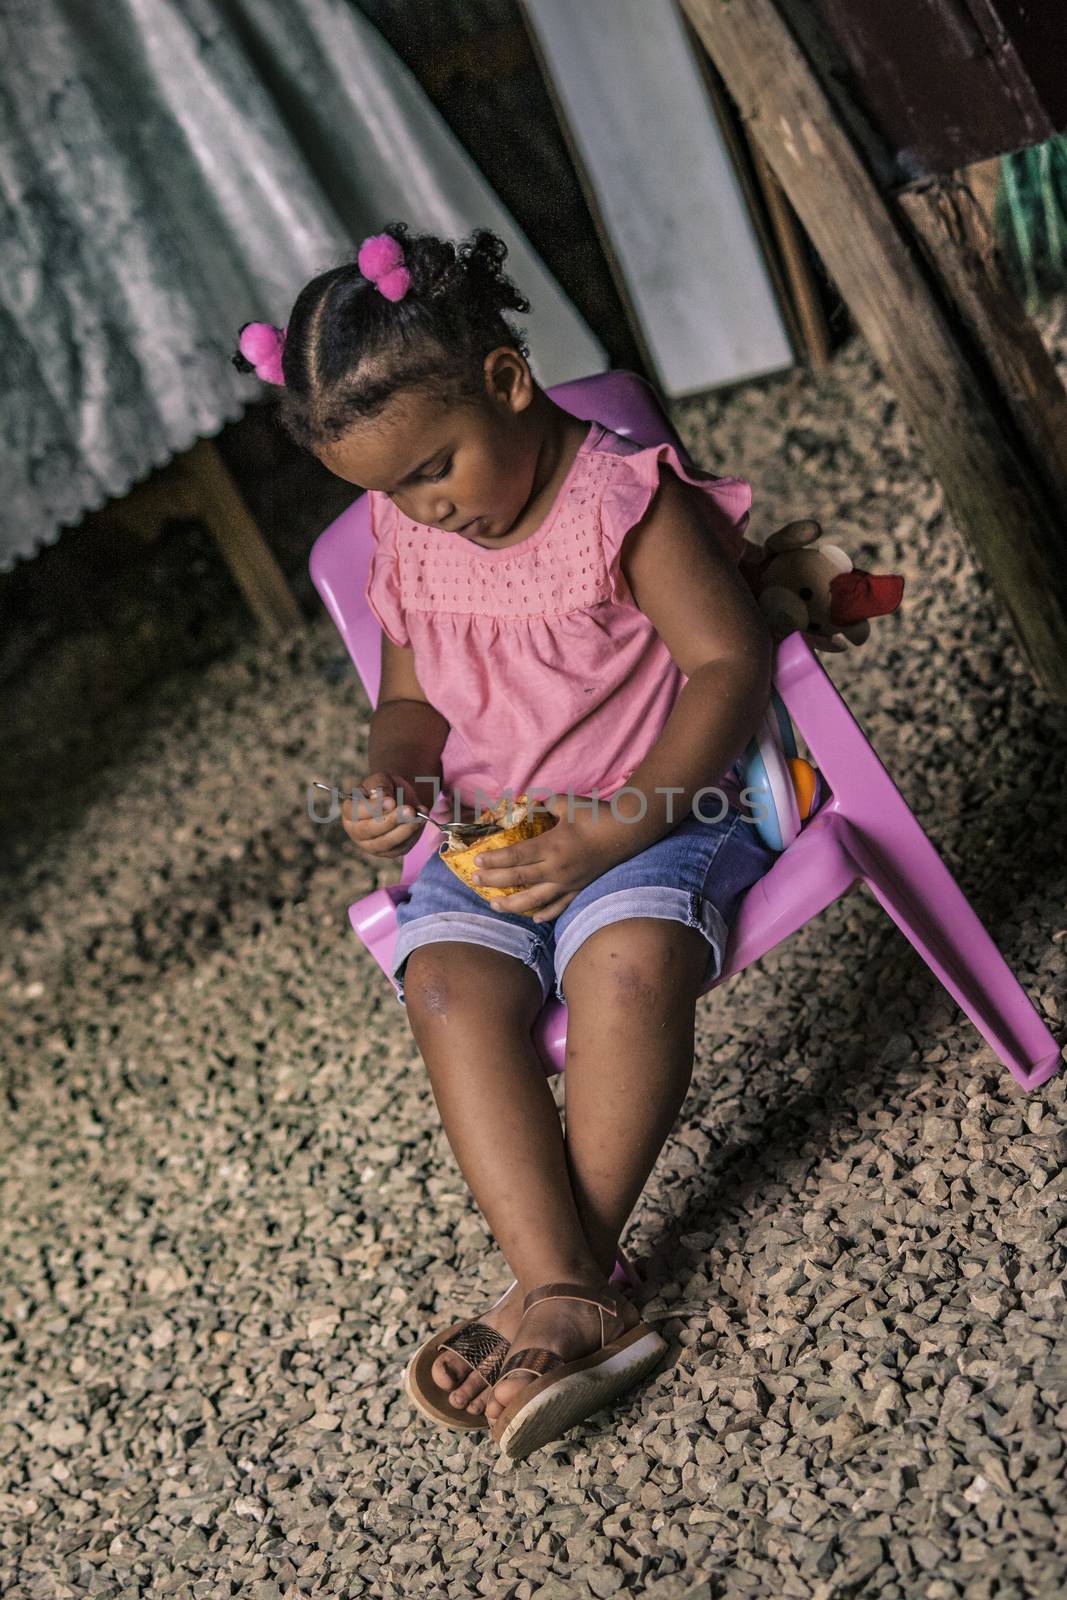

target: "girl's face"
[316,349,542,544]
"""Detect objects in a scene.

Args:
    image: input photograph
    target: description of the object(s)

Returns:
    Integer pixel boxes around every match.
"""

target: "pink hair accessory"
[239,322,287,385]
[357,233,412,302]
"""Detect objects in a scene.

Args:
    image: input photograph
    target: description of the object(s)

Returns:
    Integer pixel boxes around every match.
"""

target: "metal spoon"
[311,782,498,840]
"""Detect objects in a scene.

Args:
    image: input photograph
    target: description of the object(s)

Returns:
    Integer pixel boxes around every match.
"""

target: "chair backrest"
[308,371,691,707]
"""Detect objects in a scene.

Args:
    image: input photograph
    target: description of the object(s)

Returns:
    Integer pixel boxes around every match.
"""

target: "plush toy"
[741,520,904,653]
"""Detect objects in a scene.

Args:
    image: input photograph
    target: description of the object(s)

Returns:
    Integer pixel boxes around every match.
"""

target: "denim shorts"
[389,803,775,1006]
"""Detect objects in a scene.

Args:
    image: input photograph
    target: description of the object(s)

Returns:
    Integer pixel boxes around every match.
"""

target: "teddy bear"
[741,520,904,652]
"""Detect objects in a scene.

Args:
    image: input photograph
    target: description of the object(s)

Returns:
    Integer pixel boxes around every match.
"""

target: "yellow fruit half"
[440,794,556,900]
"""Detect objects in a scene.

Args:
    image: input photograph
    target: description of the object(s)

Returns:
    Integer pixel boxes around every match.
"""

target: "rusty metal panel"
[799,0,1067,183]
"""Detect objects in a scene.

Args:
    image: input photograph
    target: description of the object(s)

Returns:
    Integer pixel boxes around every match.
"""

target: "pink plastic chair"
[310,370,1061,1279]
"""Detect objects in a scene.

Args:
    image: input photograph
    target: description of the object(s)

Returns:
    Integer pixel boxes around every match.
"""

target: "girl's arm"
[341,637,450,859]
[367,635,451,814]
[471,468,773,918]
[603,468,773,853]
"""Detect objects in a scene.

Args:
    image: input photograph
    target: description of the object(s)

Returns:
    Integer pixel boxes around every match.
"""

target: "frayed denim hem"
[389,912,555,1007]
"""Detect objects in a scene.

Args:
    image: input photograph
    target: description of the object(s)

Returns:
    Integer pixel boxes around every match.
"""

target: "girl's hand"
[341,771,426,859]
[470,799,631,921]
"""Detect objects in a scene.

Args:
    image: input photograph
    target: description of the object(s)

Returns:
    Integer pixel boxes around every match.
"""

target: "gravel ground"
[3,306,1067,1599]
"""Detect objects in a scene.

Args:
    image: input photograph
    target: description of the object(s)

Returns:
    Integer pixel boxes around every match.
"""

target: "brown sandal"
[404,1280,517,1431]
[488,1281,668,1461]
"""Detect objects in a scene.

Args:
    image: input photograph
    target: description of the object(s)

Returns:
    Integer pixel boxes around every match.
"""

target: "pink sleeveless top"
[365,420,752,812]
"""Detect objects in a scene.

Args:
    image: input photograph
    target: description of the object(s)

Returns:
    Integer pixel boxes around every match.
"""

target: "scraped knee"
[403,948,457,1019]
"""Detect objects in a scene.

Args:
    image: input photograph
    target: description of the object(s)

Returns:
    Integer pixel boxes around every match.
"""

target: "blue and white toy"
[740,690,820,851]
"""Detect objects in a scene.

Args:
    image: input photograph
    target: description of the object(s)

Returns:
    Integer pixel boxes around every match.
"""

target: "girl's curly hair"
[232,223,530,452]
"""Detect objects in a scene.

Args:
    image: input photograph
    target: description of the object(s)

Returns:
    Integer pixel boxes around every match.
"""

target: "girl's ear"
[484,346,534,413]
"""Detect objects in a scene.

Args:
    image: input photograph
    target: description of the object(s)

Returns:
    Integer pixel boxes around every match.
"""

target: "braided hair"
[232,223,530,452]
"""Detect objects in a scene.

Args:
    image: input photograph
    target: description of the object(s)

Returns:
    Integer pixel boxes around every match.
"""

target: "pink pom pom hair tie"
[357,233,412,302]
[238,322,287,386]
[235,232,408,387]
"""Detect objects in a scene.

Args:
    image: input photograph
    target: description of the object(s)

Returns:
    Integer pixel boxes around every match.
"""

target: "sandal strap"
[519,1279,625,1349]
[522,1280,620,1317]
[498,1345,566,1380]
[438,1322,511,1384]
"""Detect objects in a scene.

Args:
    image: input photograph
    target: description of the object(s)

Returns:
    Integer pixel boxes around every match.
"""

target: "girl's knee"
[403,943,542,1026]
[404,945,482,1020]
[563,919,707,1013]
[403,948,454,1018]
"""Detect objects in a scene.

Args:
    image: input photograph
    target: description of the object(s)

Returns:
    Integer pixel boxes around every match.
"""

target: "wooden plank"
[687,29,810,369]
[518,2,660,388]
[747,141,832,371]
[80,440,303,638]
[184,440,304,639]
[899,176,1067,516]
[522,0,794,397]
[692,33,833,373]
[965,156,1001,225]
[679,0,1067,700]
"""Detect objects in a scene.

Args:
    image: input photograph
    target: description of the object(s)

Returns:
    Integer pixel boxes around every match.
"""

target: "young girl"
[235,223,776,1461]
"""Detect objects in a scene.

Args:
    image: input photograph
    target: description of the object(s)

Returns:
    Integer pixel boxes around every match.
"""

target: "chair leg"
[838,819,1061,1090]
[609,1247,643,1296]
[776,637,1061,1091]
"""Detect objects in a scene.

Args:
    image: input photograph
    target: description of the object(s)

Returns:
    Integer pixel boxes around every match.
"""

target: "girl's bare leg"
[403,942,605,1414]
[556,917,709,1276]
[484,917,709,1422]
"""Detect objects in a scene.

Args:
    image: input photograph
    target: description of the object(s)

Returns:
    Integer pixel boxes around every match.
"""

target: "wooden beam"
[690,27,831,370]
[748,141,832,371]
[679,0,1067,700]
[82,436,304,639]
[183,440,304,639]
[898,175,1067,516]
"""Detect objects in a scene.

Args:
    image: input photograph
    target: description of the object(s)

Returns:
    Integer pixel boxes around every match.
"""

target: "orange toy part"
[788,757,817,820]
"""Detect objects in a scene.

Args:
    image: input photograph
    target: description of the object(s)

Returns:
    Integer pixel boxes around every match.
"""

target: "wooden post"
[85,436,304,638]
[690,25,831,370]
[747,142,832,371]
[679,0,1067,701]
[898,175,1067,515]
[183,440,304,639]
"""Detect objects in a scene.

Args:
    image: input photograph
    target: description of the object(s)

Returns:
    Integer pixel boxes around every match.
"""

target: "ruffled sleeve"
[364,491,410,648]
[599,441,752,604]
